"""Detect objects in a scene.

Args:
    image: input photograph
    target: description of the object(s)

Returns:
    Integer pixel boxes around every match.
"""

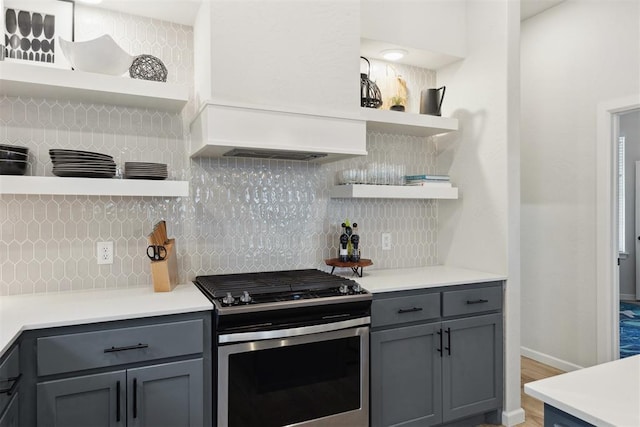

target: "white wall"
[196,0,360,114]
[361,0,466,58]
[437,1,522,424]
[620,110,640,300]
[438,2,510,275]
[521,0,640,369]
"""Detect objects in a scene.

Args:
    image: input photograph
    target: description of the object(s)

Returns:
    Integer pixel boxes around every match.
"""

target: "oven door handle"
[218,316,371,344]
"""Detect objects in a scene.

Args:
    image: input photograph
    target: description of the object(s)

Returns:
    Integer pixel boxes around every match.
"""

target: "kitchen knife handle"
[133,378,138,419]
[397,307,423,314]
[104,343,149,353]
[116,380,121,422]
[466,299,489,305]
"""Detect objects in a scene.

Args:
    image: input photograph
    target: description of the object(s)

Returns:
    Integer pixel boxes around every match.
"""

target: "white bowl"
[59,34,134,76]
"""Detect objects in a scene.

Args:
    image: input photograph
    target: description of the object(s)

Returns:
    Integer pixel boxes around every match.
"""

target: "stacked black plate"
[50,149,116,178]
[0,144,29,175]
[124,162,168,180]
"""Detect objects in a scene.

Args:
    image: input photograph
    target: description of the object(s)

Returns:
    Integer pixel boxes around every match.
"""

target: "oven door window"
[225,335,362,427]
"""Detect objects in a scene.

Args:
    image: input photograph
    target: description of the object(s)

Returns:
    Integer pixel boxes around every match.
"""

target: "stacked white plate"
[50,149,116,178]
[124,162,168,180]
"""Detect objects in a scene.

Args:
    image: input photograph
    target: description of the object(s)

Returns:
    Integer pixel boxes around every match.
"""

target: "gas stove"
[200,269,372,427]
[194,269,370,315]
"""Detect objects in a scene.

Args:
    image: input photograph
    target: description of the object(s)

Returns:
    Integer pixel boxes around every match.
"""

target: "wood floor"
[519,356,565,426]
[480,356,565,427]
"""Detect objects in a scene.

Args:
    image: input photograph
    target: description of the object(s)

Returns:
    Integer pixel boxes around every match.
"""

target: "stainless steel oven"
[194,269,372,427]
[218,319,369,427]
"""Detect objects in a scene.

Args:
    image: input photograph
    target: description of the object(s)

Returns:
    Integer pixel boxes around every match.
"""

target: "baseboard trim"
[521,346,583,372]
[502,408,525,426]
[620,293,638,301]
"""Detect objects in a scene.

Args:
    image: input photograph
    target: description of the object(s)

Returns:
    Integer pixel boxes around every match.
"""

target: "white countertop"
[0,284,213,357]
[353,265,507,293]
[524,355,640,427]
[0,266,505,357]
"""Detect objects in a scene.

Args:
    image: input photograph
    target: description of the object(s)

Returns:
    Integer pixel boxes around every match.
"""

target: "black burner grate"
[194,269,357,299]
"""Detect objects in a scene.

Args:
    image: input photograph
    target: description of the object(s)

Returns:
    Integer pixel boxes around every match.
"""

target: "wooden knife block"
[150,239,178,292]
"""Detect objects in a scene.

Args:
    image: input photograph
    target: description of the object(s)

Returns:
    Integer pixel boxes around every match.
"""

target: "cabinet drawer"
[0,346,19,416]
[37,319,203,376]
[442,285,502,317]
[372,293,440,328]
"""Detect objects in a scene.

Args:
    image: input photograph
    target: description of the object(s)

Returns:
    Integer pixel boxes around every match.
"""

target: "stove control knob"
[240,291,252,304]
[352,283,362,293]
[222,292,235,306]
[339,284,350,294]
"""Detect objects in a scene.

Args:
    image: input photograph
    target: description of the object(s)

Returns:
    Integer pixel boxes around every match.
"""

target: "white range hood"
[189,101,367,163]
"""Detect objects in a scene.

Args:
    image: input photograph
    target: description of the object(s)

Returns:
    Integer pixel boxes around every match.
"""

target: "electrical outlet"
[97,241,113,265]
[381,233,392,251]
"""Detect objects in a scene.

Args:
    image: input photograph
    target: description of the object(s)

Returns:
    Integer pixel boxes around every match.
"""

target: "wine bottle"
[350,222,360,262]
[339,222,349,262]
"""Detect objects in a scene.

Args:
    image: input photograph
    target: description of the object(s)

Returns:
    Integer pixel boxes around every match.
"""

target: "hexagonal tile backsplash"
[0,8,441,295]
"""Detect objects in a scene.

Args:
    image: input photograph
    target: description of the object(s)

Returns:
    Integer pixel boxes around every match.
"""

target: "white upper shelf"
[0,176,189,197]
[0,62,189,112]
[361,108,458,137]
[330,184,458,200]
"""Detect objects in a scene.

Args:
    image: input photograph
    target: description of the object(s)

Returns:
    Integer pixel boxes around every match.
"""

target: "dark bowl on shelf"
[0,144,28,155]
[0,159,28,175]
[0,149,28,161]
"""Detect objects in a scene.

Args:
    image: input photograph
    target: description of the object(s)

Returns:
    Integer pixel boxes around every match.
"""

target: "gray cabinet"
[371,282,503,427]
[38,371,126,427]
[128,359,203,427]
[0,344,20,427]
[0,393,19,427]
[441,313,502,423]
[18,312,211,427]
[544,404,594,427]
[371,323,442,427]
[37,360,203,427]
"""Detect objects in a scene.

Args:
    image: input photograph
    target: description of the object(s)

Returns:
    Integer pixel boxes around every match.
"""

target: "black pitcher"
[420,86,446,116]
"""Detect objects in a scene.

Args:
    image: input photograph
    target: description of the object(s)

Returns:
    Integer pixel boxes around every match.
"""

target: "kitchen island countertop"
[0,284,212,357]
[353,265,506,293]
[524,355,640,427]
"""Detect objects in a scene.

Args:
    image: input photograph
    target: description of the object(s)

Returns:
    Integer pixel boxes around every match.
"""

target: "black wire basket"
[129,54,168,82]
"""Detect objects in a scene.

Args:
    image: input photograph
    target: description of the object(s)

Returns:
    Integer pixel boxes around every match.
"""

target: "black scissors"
[147,245,167,261]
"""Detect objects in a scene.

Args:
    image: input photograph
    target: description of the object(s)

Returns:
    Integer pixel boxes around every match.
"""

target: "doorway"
[596,95,640,364]
[617,110,640,358]
[617,112,640,301]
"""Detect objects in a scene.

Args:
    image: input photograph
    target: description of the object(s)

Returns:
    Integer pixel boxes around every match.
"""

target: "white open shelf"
[361,108,458,137]
[0,176,189,197]
[0,61,189,112]
[330,184,458,199]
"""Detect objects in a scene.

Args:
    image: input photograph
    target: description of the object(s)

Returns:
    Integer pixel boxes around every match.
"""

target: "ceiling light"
[381,49,407,61]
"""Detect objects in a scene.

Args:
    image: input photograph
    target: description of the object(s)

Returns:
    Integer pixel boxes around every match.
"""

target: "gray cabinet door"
[441,313,503,423]
[127,359,203,427]
[37,370,126,427]
[0,393,19,427]
[371,323,442,427]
